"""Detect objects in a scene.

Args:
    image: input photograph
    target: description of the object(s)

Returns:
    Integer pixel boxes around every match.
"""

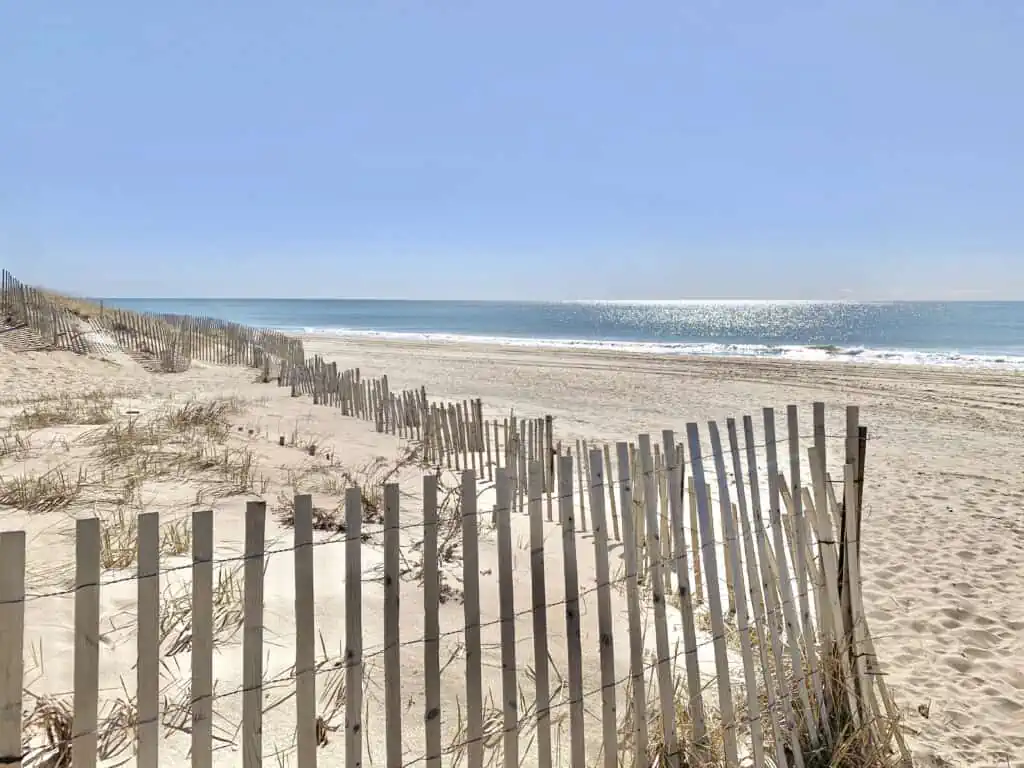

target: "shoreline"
[286,328,1024,371]
[296,331,1024,383]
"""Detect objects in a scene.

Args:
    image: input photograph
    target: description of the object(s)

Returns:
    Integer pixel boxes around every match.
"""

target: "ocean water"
[103,298,1024,370]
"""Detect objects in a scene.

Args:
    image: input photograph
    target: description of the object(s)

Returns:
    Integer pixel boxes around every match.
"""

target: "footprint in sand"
[992,696,1023,714]
[964,627,999,649]
[950,581,976,597]
[944,654,973,674]
[964,645,995,661]
[939,604,973,625]
[1004,667,1024,690]
[938,615,963,631]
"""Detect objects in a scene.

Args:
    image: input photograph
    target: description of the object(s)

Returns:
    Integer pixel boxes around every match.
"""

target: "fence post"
[638,434,679,767]
[73,517,101,768]
[461,469,484,768]
[764,409,819,748]
[192,510,214,768]
[243,501,266,768]
[708,423,765,768]
[615,442,648,765]
[527,461,552,768]
[423,475,442,768]
[743,416,805,767]
[0,531,26,768]
[344,488,364,768]
[495,469,519,768]
[661,430,705,746]
[587,448,618,768]
[726,420,790,768]
[558,455,586,768]
[384,484,403,768]
[137,512,160,768]
[788,405,827,738]
[684,424,740,768]
[294,495,317,768]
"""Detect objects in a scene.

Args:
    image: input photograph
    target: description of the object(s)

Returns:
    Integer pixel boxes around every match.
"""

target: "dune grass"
[81,397,262,498]
[0,467,88,513]
[10,392,117,430]
[273,444,425,532]
[160,564,246,656]
[98,496,194,570]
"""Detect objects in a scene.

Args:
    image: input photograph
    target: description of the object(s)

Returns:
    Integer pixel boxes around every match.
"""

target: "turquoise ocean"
[103,298,1024,370]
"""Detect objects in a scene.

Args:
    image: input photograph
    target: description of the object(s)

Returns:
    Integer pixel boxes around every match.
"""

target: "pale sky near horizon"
[2,2,1022,301]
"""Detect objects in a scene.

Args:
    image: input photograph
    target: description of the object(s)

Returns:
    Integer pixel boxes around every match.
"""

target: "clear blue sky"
[1,1,1022,300]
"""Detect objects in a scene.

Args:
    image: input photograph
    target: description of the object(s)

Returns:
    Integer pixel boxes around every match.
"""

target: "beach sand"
[1,331,1021,767]
[302,334,1024,768]
[2,341,744,767]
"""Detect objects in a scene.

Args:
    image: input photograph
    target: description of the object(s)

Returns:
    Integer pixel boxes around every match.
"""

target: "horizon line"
[90,296,1024,304]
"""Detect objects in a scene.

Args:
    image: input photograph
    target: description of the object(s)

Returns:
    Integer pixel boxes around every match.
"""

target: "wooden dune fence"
[1,269,305,372]
[276,355,554,485]
[2,267,540,483]
[0,403,908,768]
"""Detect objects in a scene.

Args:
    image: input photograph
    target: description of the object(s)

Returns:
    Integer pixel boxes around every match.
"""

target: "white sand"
[301,335,1024,768]
[1,334,1022,768]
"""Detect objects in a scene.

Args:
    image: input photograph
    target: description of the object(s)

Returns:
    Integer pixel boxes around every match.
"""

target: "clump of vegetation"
[0,467,88,513]
[95,477,194,570]
[163,397,245,440]
[10,392,116,429]
[273,490,359,534]
[273,445,423,532]
[80,398,261,497]
[21,684,140,767]
[160,516,192,557]
[160,565,245,655]
[100,483,142,569]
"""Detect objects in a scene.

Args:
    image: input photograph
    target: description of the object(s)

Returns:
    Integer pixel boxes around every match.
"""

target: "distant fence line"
[0,403,909,767]
[0,269,304,372]
[0,268,532,492]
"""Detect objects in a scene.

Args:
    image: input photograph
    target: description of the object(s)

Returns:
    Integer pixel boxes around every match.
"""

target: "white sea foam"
[285,326,1024,370]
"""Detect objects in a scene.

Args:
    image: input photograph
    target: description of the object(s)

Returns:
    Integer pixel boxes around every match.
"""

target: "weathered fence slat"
[528,461,553,768]
[137,512,160,768]
[345,487,364,768]
[294,495,317,768]
[192,510,214,768]
[0,531,26,768]
[587,448,618,768]
[73,517,101,768]
[423,475,442,768]
[243,501,267,768]
[462,469,484,768]
[384,484,403,767]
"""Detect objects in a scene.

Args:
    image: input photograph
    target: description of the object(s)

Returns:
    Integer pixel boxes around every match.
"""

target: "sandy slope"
[302,335,1024,768]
